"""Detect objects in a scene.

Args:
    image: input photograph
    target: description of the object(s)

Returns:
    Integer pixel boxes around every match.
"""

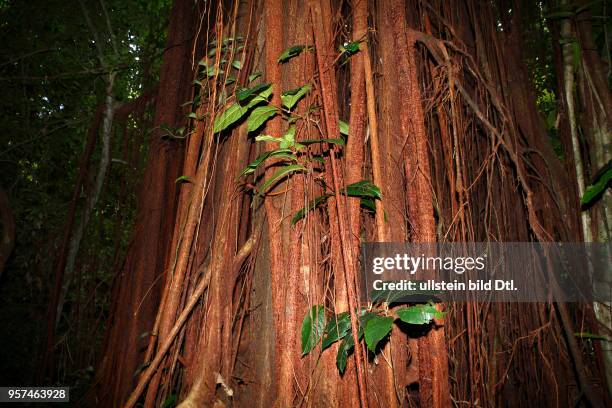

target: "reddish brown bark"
[387,1,451,407]
[94,0,196,404]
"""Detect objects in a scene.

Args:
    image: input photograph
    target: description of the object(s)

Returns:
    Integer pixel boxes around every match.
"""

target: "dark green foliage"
[301,303,442,375]
[0,0,171,396]
[581,163,612,209]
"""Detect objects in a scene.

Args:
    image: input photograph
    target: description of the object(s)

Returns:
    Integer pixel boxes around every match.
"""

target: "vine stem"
[310,2,368,407]
[123,233,257,408]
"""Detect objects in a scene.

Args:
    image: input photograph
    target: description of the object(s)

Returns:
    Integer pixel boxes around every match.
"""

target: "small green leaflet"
[396,304,443,325]
[247,106,277,132]
[360,198,376,212]
[336,335,354,374]
[340,41,360,55]
[278,45,312,63]
[161,395,177,408]
[213,85,273,133]
[248,72,262,83]
[213,103,249,133]
[338,120,349,136]
[364,315,393,352]
[281,84,311,110]
[581,167,612,208]
[231,60,243,70]
[175,175,192,184]
[321,311,351,350]
[292,180,380,226]
[236,82,271,102]
[291,194,332,226]
[301,305,326,355]
[240,149,296,177]
[257,164,305,196]
[342,180,382,199]
[255,135,283,144]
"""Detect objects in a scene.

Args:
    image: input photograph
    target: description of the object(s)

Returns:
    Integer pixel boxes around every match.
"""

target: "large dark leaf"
[301,305,326,355]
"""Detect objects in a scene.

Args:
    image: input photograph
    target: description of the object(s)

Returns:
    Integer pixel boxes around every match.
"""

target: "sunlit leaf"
[248,72,262,83]
[342,180,381,199]
[396,304,443,325]
[364,315,393,352]
[240,149,296,177]
[339,120,349,136]
[247,106,277,132]
[336,335,353,374]
[175,175,192,184]
[301,305,326,355]
[281,84,311,109]
[236,82,272,102]
[213,103,249,133]
[340,41,360,55]
[255,135,283,144]
[321,312,351,350]
[278,45,312,63]
[257,165,305,195]
[291,194,332,226]
[581,167,612,208]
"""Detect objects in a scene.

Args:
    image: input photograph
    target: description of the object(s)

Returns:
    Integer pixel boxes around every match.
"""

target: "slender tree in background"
[0,0,610,407]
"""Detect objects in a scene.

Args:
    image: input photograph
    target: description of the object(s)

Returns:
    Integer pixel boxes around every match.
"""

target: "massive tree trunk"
[92,0,610,406]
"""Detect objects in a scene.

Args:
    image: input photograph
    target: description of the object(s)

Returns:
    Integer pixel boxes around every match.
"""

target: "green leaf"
[255,135,283,144]
[340,41,360,55]
[281,84,312,109]
[236,82,272,102]
[321,312,351,350]
[396,304,443,325]
[301,305,326,355]
[162,394,177,408]
[240,149,297,177]
[291,194,332,226]
[278,45,311,63]
[213,103,249,133]
[338,120,349,136]
[360,197,376,212]
[359,312,378,336]
[342,180,381,199]
[232,60,243,70]
[175,175,192,184]
[364,315,393,352]
[336,335,354,374]
[257,165,305,195]
[248,72,262,83]
[247,106,278,132]
[581,168,612,207]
